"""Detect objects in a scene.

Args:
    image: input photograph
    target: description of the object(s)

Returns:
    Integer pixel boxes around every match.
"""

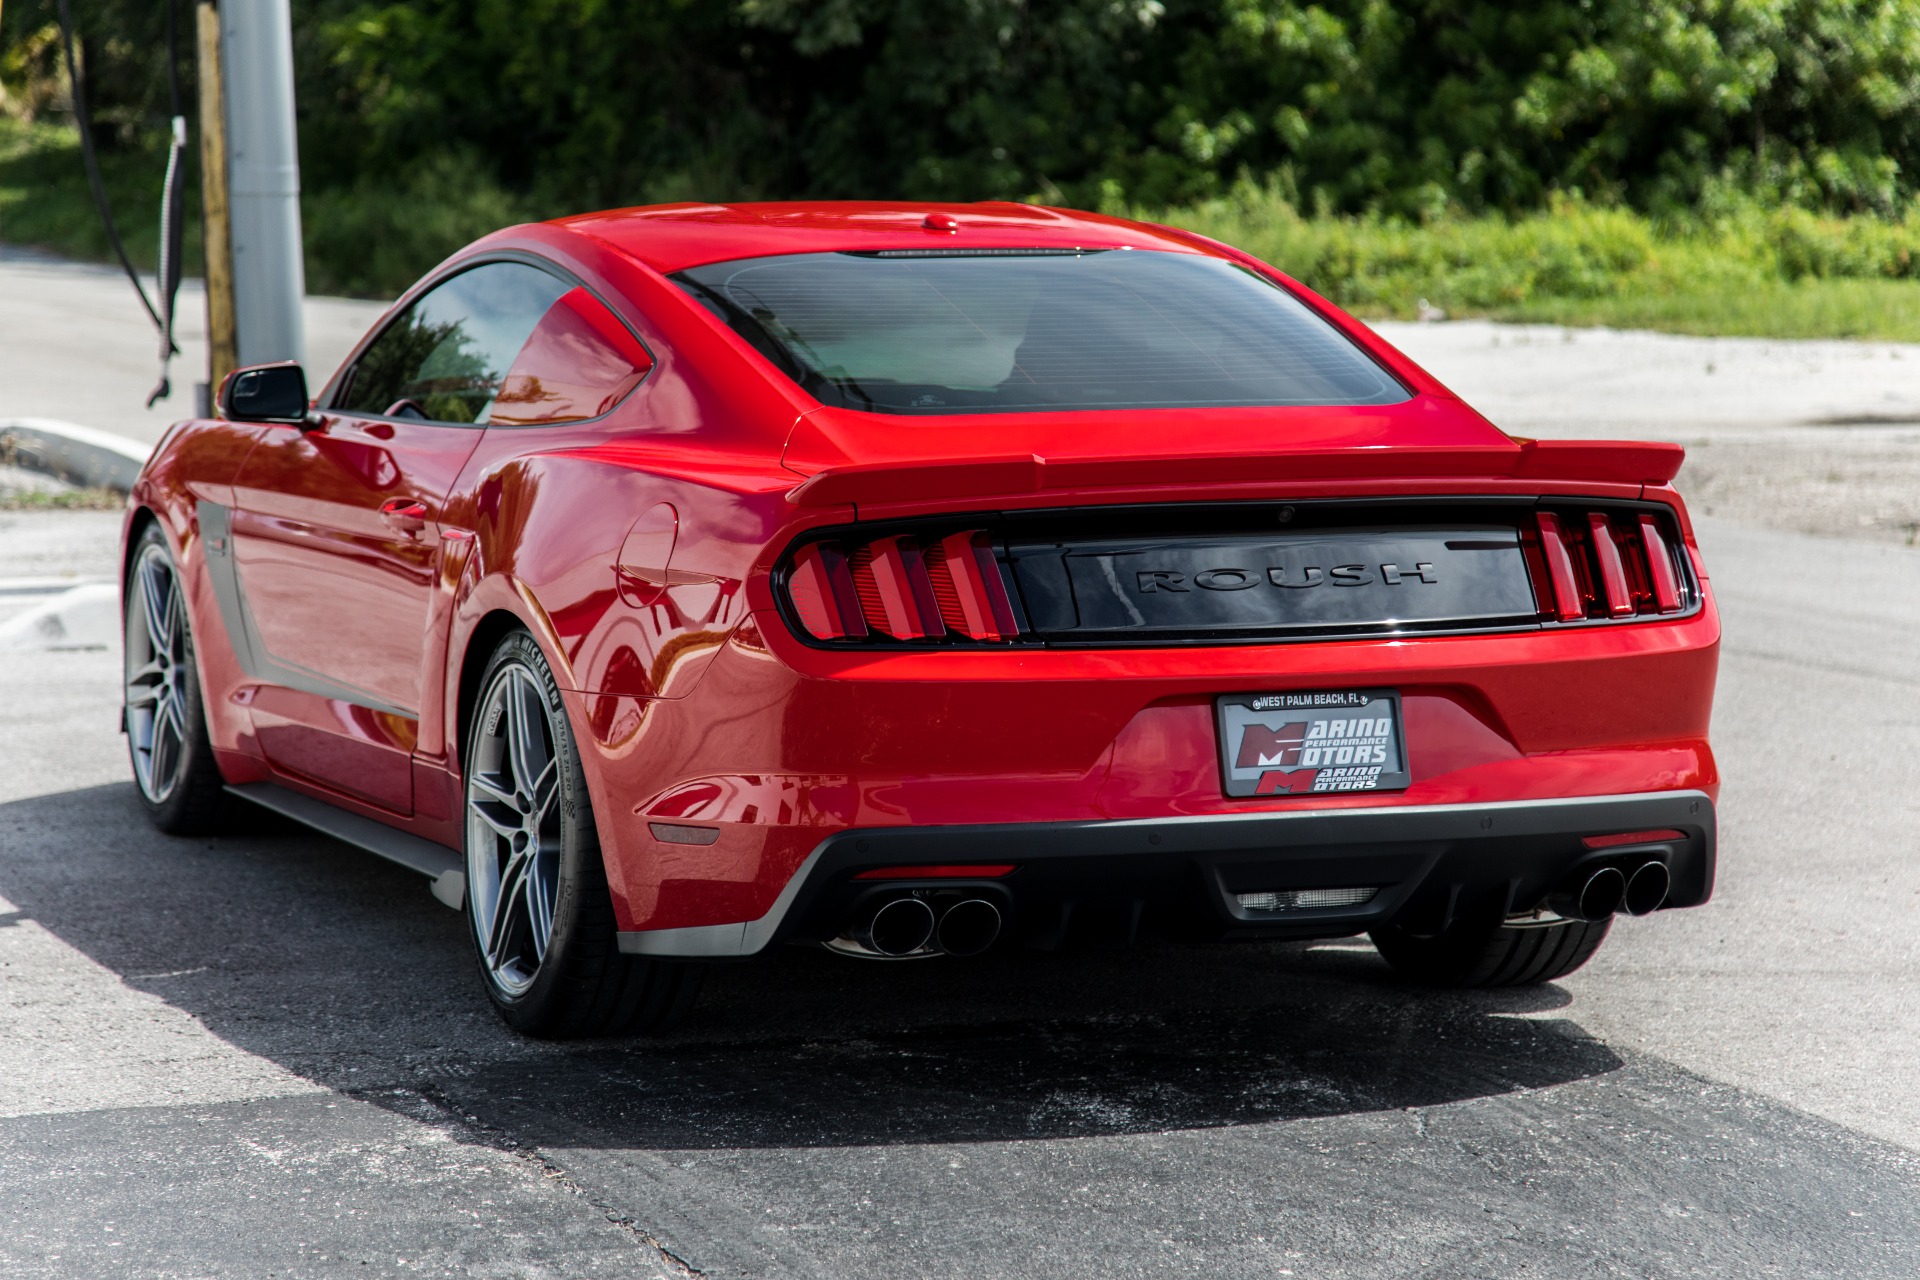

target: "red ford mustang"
[121,202,1718,1036]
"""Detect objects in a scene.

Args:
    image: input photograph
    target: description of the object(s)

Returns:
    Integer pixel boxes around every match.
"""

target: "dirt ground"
[1677,432,1920,545]
[1377,319,1920,546]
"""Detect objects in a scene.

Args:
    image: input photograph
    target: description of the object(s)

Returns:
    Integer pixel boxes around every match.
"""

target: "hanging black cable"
[54,0,179,351]
[147,0,189,406]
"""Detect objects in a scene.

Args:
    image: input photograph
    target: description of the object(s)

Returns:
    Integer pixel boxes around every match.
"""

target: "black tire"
[1370,914,1612,987]
[124,521,229,835]
[462,631,701,1038]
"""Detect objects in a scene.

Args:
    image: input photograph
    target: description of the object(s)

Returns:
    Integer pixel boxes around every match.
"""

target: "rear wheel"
[124,523,228,835]
[1370,914,1612,987]
[463,631,700,1037]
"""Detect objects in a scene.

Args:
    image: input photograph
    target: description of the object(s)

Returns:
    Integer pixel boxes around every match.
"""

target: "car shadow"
[0,783,1618,1150]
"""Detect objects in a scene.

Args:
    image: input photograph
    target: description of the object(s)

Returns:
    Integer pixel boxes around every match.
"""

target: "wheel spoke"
[527,757,558,825]
[523,856,553,960]
[466,792,521,842]
[138,560,174,652]
[505,676,549,795]
[149,694,181,785]
[485,849,532,970]
[125,658,166,708]
[469,770,516,809]
[467,770,522,839]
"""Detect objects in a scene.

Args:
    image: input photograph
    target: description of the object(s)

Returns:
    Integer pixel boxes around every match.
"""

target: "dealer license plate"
[1216,689,1410,798]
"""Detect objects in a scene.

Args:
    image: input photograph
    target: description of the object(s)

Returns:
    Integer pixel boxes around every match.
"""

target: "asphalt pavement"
[2,257,1919,1278]
[2,508,1919,1277]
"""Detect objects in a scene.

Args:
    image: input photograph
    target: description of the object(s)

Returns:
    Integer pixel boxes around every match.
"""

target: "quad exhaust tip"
[1576,866,1627,920]
[862,897,937,957]
[935,898,1002,957]
[1550,860,1670,922]
[1623,860,1671,916]
[827,894,1005,959]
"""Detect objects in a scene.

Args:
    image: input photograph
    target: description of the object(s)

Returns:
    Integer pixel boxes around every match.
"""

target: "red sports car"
[122,202,1718,1036]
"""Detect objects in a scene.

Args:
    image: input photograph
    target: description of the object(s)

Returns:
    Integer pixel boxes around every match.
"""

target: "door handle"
[380,497,429,533]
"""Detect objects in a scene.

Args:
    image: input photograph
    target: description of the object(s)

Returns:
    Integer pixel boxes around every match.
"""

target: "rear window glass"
[673,249,1408,415]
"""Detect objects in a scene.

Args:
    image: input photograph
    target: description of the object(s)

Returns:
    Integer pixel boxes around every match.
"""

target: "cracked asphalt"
[3,257,1920,1277]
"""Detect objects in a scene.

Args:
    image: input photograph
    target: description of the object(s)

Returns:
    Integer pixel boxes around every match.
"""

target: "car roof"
[550,201,1219,274]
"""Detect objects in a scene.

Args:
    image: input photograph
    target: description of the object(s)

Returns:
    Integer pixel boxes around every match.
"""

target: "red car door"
[228,262,574,813]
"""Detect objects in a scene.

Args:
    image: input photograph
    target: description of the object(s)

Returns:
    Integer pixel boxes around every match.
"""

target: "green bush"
[300,154,530,296]
[11,0,1920,221]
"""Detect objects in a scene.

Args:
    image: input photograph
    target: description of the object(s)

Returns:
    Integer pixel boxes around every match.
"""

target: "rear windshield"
[672,249,1409,415]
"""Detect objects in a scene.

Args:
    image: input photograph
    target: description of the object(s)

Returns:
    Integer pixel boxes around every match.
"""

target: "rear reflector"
[854,864,1017,880]
[786,529,1019,644]
[1582,829,1685,849]
[649,822,721,846]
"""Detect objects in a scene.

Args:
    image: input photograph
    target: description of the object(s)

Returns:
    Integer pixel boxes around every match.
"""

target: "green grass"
[1490,275,1920,340]
[0,486,126,511]
[10,117,1920,338]
[1152,187,1920,341]
[0,119,524,296]
[0,117,202,275]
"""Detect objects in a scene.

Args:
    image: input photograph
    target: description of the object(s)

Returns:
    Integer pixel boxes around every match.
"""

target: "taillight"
[1531,507,1692,623]
[925,531,1018,640]
[784,529,1021,644]
[786,543,867,640]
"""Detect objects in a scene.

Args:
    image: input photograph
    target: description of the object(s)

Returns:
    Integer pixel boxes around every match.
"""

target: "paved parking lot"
[3,507,1918,1278]
[3,256,1920,1277]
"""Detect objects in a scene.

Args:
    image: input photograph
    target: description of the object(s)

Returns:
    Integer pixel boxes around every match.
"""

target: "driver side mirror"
[219,362,311,424]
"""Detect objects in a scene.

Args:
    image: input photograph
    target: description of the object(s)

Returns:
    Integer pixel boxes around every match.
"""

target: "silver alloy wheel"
[125,542,189,804]
[466,664,563,997]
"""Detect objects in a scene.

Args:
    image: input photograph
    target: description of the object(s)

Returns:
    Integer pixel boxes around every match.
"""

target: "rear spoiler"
[784,439,1685,507]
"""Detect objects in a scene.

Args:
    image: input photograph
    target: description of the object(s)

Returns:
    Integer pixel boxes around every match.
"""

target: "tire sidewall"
[463,631,603,1031]
[125,523,217,829]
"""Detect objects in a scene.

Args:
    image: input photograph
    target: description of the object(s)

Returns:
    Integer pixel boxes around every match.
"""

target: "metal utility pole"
[205,0,305,376]
[195,0,237,397]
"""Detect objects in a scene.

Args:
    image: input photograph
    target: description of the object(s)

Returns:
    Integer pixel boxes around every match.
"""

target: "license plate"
[1216,689,1410,798]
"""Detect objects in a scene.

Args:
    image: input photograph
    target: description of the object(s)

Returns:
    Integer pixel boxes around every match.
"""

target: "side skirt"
[226,782,466,909]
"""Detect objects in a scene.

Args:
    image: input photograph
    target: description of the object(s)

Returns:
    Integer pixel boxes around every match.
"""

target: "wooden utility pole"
[195,0,237,398]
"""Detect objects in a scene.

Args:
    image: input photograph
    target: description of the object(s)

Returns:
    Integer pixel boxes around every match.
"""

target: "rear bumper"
[618,788,1715,958]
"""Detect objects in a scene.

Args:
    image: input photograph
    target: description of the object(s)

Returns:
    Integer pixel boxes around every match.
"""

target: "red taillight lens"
[1534,511,1590,621]
[1586,513,1636,617]
[786,543,867,640]
[850,536,941,639]
[925,531,1018,641]
[787,529,1019,644]
[1534,508,1692,624]
[1637,514,1684,612]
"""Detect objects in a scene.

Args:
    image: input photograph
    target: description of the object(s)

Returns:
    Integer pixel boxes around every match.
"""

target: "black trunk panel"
[1011,526,1537,639]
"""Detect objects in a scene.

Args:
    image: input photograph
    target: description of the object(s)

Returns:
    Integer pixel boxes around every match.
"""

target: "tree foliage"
[8,0,1920,216]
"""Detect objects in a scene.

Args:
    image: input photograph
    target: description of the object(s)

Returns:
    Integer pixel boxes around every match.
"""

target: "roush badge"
[1215,689,1411,798]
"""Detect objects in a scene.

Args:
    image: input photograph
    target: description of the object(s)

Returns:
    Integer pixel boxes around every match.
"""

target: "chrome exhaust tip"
[935,898,1002,958]
[825,896,940,959]
[864,897,937,956]
[1552,866,1627,922]
[1623,861,1671,916]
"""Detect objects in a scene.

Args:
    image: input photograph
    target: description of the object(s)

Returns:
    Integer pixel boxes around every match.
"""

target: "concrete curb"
[0,581,120,651]
[0,418,152,493]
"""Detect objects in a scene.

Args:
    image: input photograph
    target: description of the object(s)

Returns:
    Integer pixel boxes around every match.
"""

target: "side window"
[336,262,570,424]
[487,287,655,426]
